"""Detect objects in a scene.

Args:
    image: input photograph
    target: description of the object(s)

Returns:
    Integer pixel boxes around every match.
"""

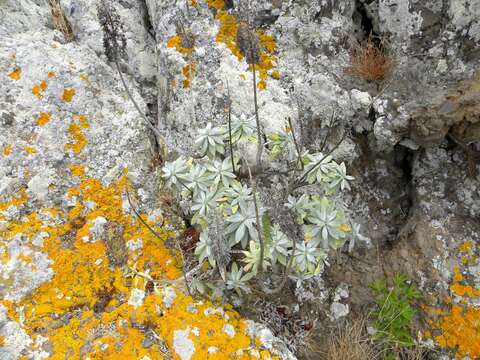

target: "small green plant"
[161,112,369,297]
[369,274,421,358]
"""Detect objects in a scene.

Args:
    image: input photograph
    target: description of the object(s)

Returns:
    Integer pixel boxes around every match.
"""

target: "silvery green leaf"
[266,126,298,161]
[230,114,255,143]
[225,182,253,212]
[302,152,335,185]
[206,158,236,188]
[185,164,211,197]
[195,231,216,267]
[268,224,292,265]
[161,157,189,192]
[226,262,253,295]
[225,205,258,248]
[285,194,310,224]
[242,240,270,274]
[294,241,325,274]
[306,197,344,248]
[328,162,354,192]
[191,190,221,220]
[195,123,226,158]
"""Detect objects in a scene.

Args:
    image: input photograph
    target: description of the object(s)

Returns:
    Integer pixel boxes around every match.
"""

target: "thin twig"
[176,177,194,200]
[126,187,165,239]
[125,187,192,296]
[287,117,303,171]
[114,58,165,147]
[252,63,263,169]
[292,129,348,191]
[173,237,192,296]
[247,164,264,271]
[318,110,336,153]
[226,79,236,173]
[263,223,297,294]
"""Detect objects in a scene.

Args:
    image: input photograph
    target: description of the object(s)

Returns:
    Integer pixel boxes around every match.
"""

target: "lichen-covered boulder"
[0,3,295,359]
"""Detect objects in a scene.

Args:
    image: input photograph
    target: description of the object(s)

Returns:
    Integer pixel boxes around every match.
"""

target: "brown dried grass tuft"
[323,319,380,360]
[304,317,429,360]
[347,35,393,82]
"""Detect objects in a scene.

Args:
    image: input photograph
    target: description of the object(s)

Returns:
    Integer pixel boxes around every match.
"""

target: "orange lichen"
[271,70,280,80]
[167,35,194,55]
[62,88,76,102]
[450,283,480,297]
[0,167,274,359]
[0,71,278,359]
[434,305,480,358]
[47,71,56,78]
[8,68,21,80]
[206,0,225,11]
[182,63,197,88]
[69,164,85,178]
[3,144,12,156]
[36,112,51,126]
[65,116,89,154]
[427,241,480,358]
[459,240,473,253]
[23,146,36,155]
[167,32,197,87]
[206,0,279,90]
[257,80,267,90]
[32,80,48,98]
[0,188,28,213]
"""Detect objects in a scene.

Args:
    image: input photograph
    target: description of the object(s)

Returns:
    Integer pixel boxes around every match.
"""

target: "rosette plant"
[162,112,366,296]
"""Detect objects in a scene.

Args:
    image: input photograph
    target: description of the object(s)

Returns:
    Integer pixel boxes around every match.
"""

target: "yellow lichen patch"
[79,73,89,81]
[206,0,225,11]
[23,146,36,155]
[36,112,51,126]
[32,80,48,98]
[167,35,195,55]
[69,164,85,178]
[433,305,480,358]
[65,116,89,154]
[0,171,180,358]
[427,242,480,358]
[215,9,242,59]
[459,240,473,253]
[167,31,197,87]
[8,68,21,80]
[270,70,280,80]
[3,144,12,156]
[0,188,28,214]
[0,72,278,359]
[0,167,276,359]
[182,63,197,88]
[191,0,198,6]
[61,88,76,102]
[207,0,279,90]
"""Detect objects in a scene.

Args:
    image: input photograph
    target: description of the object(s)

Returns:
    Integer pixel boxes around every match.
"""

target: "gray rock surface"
[1,0,479,358]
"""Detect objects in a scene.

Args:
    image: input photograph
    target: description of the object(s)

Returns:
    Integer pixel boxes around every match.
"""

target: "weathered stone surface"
[0,2,294,358]
[1,0,480,358]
